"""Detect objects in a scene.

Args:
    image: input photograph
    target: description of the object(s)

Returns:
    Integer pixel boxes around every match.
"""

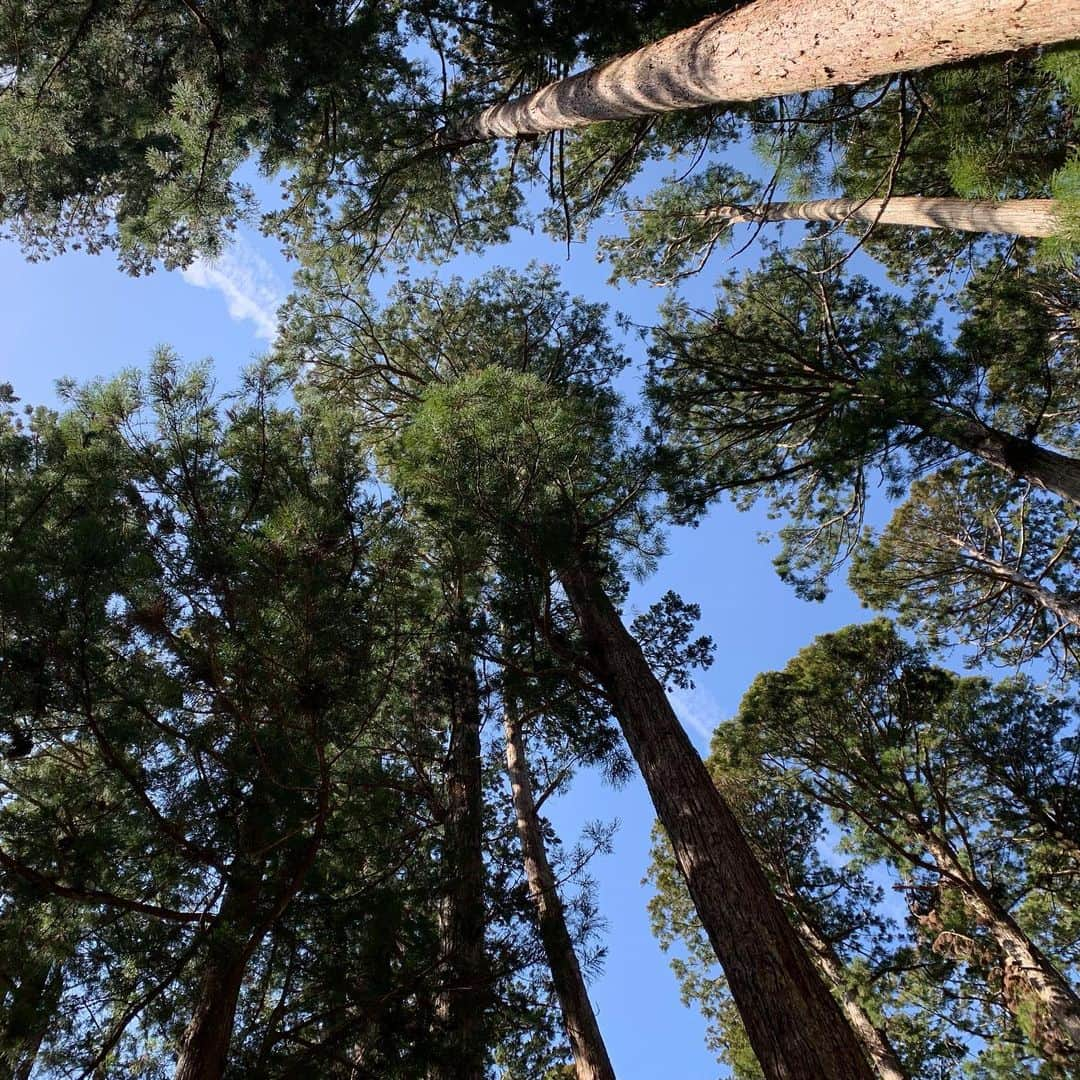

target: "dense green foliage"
[0,360,620,1075]
[5,5,1080,1078]
[650,621,1080,1076]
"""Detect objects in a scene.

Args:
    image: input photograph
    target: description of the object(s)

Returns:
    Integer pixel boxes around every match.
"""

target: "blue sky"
[0,182,881,1076]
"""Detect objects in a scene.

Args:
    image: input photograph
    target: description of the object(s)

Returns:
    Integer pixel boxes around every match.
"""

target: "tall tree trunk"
[980,905,1080,1062]
[921,836,1080,1061]
[173,761,326,1080]
[502,701,617,1080]
[455,0,1079,141]
[3,959,62,1080]
[431,641,488,1080]
[558,558,875,1080]
[704,198,1060,238]
[793,917,908,1080]
[924,413,1080,509]
[173,873,264,1080]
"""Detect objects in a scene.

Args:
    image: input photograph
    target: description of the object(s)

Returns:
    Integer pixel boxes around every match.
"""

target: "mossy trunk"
[924,836,1080,1063]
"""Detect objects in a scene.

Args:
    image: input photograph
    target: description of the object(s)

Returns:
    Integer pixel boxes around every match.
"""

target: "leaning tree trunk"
[431,641,488,1080]
[924,412,1080,509]
[920,836,1080,1062]
[454,0,1080,141]
[704,197,1060,238]
[502,701,617,1080]
[558,558,875,1080]
[980,905,1080,1062]
[794,917,908,1080]
[946,538,1080,635]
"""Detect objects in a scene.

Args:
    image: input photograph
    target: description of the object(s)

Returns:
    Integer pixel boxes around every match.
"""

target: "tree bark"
[4,959,62,1080]
[457,0,1080,141]
[173,873,263,1080]
[502,701,617,1080]
[981,905,1080,1062]
[927,414,1080,509]
[558,558,875,1080]
[922,836,1080,1062]
[793,917,908,1080]
[173,781,325,1080]
[945,538,1080,633]
[705,197,1060,238]
[430,644,488,1080]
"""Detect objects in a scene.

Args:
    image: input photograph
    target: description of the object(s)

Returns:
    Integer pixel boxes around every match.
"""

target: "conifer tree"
[851,463,1080,676]
[289,265,882,1078]
[647,247,1080,599]
[725,620,1080,1068]
[0,359,439,1076]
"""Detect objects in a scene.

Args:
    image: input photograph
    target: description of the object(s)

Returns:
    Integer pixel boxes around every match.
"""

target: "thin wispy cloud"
[668,685,723,751]
[180,238,285,342]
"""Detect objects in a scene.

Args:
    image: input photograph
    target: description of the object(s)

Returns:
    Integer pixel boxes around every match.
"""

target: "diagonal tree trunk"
[792,917,908,1080]
[702,198,1060,238]
[923,413,1080,509]
[455,0,1080,142]
[557,557,875,1080]
[945,537,1080,633]
[502,699,617,1080]
[174,774,326,1080]
[920,836,1080,1062]
[4,958,63,1080]
[430,633,489,1080]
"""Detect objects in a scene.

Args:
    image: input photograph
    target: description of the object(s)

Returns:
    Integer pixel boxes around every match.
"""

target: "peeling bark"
[503,702,616,1080]
[559,558,875,1080]
[921,838,1080,1062]
[457,0,1080,141]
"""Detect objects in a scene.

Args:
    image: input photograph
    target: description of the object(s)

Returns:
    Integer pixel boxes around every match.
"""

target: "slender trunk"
[173,758,326,1080]
[923,836,1080,1061]
[558,558,874,1080]
[705,198,1060,238]
[456,0,1079,141]
[173,873,263,1080]
[794,918,908,1080]
[946,538,1080,633]
[431,643,488,1080]
[502,701,617,1080]
[921,411,1080,509]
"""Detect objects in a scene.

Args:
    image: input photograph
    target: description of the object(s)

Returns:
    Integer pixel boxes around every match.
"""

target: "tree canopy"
[4,4,1080,1078]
